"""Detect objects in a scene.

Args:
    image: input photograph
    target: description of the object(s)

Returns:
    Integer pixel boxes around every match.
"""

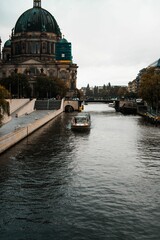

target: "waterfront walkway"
[0,109,63,154]
[0,110,54,137]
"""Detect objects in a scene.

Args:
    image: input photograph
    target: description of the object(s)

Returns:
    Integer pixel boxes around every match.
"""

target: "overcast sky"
[0,0,160,88]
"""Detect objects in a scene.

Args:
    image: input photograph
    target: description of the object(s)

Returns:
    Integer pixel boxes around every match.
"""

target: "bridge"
[84,99,114,104]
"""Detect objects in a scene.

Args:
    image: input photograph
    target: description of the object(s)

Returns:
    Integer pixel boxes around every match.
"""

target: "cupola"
[33,0,41,8]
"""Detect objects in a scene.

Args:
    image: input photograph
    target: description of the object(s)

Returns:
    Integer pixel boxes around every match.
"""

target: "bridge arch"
[65,105,74,112]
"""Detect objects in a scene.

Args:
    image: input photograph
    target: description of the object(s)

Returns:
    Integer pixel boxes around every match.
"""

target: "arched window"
[36,43,40,54]
[42,42,47,54]
[21,42,26,53]
[15,43,20,55]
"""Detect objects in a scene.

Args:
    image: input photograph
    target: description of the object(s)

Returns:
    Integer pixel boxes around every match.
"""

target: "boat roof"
[74,115,88,119]
[78,112,90,117]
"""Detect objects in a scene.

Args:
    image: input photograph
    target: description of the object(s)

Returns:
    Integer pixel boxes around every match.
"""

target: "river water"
[0,103,160,240]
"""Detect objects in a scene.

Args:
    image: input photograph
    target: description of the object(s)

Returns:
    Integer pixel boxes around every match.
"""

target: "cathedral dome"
[4,40,11,48]
[14,1,61,36]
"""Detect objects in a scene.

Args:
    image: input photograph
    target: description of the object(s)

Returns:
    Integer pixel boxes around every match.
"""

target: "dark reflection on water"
[0,103,160,240]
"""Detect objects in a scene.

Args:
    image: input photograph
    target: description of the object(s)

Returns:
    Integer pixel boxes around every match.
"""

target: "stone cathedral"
[0,0,78,97]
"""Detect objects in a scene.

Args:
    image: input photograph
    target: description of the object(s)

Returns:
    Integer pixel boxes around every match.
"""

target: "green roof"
[14,7,61,36]
[59,38,68,43]
[4,40,11,47]
[55,39,72,61]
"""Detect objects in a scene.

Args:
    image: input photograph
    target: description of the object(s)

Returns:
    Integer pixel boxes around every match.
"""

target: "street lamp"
[9,83,12,99]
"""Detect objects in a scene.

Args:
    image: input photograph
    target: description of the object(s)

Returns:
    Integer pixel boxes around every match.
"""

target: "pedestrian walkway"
[0,110,55,138]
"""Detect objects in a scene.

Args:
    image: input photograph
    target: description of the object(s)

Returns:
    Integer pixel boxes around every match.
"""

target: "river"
[0,103,160,240]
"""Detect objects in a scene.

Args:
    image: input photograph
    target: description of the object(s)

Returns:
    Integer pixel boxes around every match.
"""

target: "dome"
[4,40,11,48]
[59,38,68,43]
[14,6,61,36]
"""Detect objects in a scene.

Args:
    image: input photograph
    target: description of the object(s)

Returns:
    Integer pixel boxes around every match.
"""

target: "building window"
[22,42,26,53]
[42,42,47,54]
[36,43,40,54]
[2,72,6,78]
[15,43,20,55]
[51,43,54,54]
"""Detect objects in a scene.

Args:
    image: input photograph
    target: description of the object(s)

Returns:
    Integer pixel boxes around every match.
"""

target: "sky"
[0,0,160,88]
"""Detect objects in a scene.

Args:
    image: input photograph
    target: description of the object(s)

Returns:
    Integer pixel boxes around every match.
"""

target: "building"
[128,59,160,94]
[0,0,78,97]
[128,79,137,93]
[148,59,160,68]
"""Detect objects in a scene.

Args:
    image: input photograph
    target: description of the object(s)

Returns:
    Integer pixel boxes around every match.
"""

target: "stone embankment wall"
[0,108,63,154]
[14,99,36,117]
[3,99,36,124]
[7,99,31,114]
[2,114,12,125]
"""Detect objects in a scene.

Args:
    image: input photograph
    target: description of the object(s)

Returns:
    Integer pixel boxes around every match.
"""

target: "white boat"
[71,113,91,131]
[108,102,115,108]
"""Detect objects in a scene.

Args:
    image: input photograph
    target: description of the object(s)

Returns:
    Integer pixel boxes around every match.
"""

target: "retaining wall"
[7,99,30,114]
[15,99,36,117]
[0,108,63,154]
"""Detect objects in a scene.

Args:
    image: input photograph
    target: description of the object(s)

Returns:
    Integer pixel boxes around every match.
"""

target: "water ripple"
[0,105,160,240]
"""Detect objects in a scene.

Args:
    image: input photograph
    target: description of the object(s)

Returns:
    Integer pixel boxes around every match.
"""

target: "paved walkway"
[0,110,55,138]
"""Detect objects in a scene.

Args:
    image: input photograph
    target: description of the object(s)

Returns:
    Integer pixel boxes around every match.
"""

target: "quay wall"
[3,99,36,124]
[2,114,12,124]
[15,99,36,117]
[0,108,63,154]
[7,99,30,114]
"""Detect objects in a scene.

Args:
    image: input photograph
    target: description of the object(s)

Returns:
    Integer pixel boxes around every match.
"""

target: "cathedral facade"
[0,0,78,97]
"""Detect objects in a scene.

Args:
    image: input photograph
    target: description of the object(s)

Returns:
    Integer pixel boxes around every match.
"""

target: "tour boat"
[71,113,91,131]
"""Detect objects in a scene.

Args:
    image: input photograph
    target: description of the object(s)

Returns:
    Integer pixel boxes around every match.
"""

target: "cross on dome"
[33,0,41,8]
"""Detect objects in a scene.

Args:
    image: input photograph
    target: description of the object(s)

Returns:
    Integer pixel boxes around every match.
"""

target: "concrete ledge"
[15,99,36,117]
[0,108,63,154]
[2,114,12,124]
[7,99,30,114]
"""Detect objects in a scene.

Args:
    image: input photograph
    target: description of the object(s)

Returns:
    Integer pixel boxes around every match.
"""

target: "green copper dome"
[59,38,68,43]
[14,6,61,36]
[4,39,11,47]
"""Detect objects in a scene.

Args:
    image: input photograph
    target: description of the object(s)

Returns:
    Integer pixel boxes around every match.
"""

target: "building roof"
[14,3,61,36]
[4,40,11,48]
[148,59,160,67]
[59,38,68,43]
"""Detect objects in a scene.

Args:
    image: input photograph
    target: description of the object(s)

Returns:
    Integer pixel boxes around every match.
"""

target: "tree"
[0,85,10,126]
[117,86,128,98]
[54,78,69,98]
[85,84,93,99]
[93,86,99,98]
[139,67,160,113]
[35,76,68,99]
[0,73,31,98]
[107,82,111,89]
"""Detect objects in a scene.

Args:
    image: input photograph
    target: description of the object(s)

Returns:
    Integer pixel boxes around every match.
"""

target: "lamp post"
[9,83,12,99]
